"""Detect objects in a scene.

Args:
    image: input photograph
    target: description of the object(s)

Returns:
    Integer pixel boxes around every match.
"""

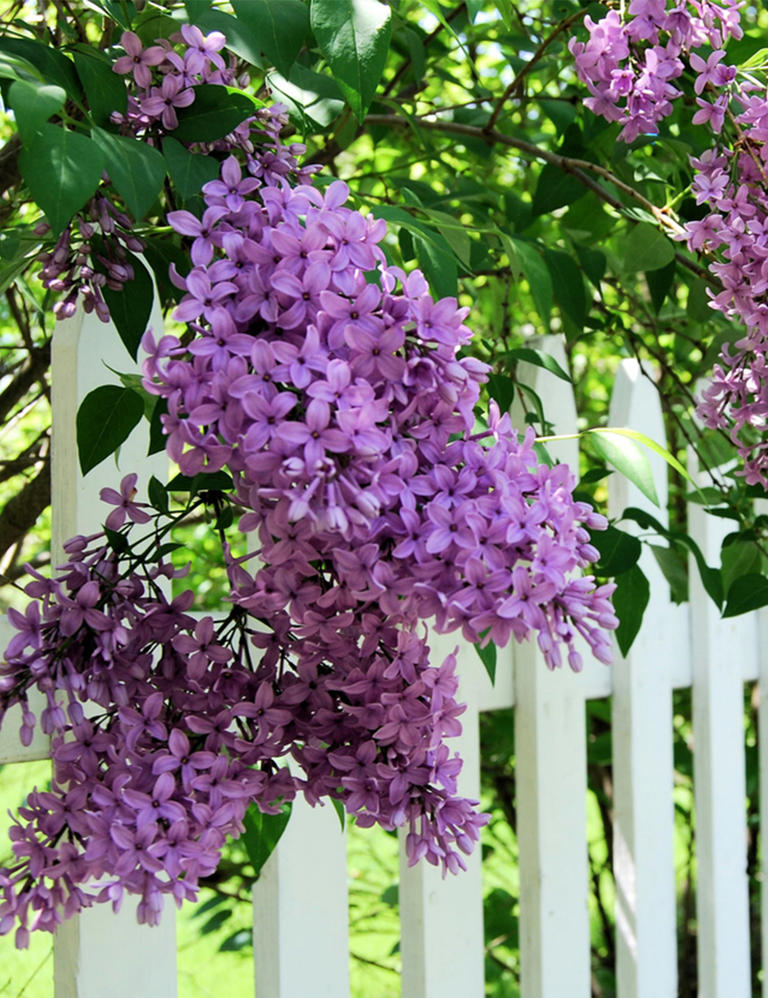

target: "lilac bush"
[571,0,768,486]
[0,26,619,946]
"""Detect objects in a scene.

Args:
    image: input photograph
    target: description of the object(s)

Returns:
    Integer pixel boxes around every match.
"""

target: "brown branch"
[0,133,21,197]
[486,7,589,131]
[382,3,466,99]
[363,112,713,284]
[0,429,50,484]
[0,455,50,561]
[0,344,50,425]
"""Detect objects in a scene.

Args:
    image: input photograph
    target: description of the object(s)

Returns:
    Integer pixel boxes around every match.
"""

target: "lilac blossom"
[1,25,622,947]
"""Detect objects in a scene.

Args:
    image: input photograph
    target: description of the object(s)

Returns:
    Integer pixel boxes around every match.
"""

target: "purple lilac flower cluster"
[569,0,742,142]
[570,2,768,484]
[682,125,768,483]
[0,26,620,944]
[38,26,245,321]
[146,137,617,673]
[0,514,297,946]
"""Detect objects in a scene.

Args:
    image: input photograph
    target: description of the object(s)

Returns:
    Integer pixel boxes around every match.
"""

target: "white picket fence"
[0,308,764,998]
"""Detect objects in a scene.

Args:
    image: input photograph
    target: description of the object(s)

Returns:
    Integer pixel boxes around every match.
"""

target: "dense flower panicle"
[571,1,768,485]
[37,26,271,322]
[569,1,742,142]
[1,25,619,945]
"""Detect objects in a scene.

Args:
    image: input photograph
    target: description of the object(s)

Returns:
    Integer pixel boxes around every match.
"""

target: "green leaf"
[574,243,606,289]
[721,538,764,596]
[505,237,552,329]
[506,346,571,383]
[380,884,398,907]
[167,471,234,494]
[231,0,311,75]
[100,253,154,360]
[620,222,675,273]
[266,64,345,128]
[199,909,232,935]
[162,137,220,201]
[543,249,587,328]
[220,929,253,952]
[185,0,213,17]
[486,372,517,413]
[92,128,166,221]
[648,544,688,603]
[475,640,496,684]
[414,233,457,299]
[148,397,168,456]
[579,467,613,486]
[241,802,292,879]
[331,797,346,831]
[103,525,129,552]
[310,0,393,121]
[72,45,127,126]
[148,475,168,514]
[646,258,675,314]
[532,163,586,216]
[613,564,650,655]
[173,84,255,143]
[8,80,65,142]
[621,506,723,608]
[0,37,80,97]
[590,425,695,492]
[19,125,104,236]
[194,9,265,68]
[76,386,145,475]
[0,50,44,84]
[723,574,768,618]
[215,505,234,530]
[590,525,642,576]
[588,429,659,507]
[83,0,134,28]
[0,255,33,295]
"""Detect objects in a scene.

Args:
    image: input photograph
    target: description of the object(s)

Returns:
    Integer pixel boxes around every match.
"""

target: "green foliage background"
[0,0,767,994]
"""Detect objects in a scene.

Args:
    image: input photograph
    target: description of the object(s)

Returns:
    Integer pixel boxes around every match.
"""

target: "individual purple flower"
[112,31,166,89]
[100,473,152,530]
[141,73,195,130]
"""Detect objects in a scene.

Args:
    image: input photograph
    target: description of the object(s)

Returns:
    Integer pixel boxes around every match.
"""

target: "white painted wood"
[252,794,349,997]
[607,360,678,998]
[512,338,591,998]
[515,639,590,997]
[50,304,176,997]
[4,314,766,998]
[688,482,752,998]
[398,631,485,998]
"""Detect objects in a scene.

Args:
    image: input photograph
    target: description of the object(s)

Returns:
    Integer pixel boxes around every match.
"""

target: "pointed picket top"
[688,448,753,997]
[607,359,679,998]
[509,335,591,997]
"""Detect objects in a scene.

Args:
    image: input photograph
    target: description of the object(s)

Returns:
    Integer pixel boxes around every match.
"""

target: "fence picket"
[48,305,177,997]
[512,340,591,997]
[398,632,485,998]
[608,360,678,998]
[3,319,768,997]
[252,796,349,997]
[689,490,752,997]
